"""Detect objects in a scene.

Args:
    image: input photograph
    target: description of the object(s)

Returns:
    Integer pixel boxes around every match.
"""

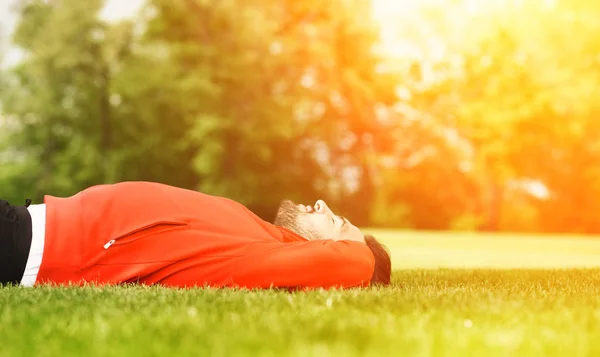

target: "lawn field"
[2,231,600,357]
[368,229,600,269]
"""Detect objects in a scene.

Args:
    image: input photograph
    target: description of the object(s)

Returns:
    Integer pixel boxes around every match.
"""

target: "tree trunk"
[99,63,112,182]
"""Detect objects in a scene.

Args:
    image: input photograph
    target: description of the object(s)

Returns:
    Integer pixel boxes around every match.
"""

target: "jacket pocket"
[102,221,189,250]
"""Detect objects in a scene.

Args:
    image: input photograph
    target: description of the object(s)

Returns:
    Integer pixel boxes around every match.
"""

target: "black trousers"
[0,199,33,285]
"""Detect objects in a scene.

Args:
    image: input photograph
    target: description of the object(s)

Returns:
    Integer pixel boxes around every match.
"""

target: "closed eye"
[339,216,348,227]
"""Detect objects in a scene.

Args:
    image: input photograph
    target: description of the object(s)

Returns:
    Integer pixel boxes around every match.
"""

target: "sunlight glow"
[99,0,145,23]
[370,0,556,62]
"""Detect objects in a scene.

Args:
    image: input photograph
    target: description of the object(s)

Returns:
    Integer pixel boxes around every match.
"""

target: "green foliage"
[2,0,116,199]
[373,0,600,232]
[143,0,397,220]
[2,0,600,232]
[0,0,395,223]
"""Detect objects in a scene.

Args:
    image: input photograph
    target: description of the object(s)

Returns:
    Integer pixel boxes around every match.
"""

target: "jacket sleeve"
[230,240,375,289]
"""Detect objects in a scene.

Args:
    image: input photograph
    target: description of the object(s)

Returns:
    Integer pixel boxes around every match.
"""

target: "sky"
[0,0,145,68]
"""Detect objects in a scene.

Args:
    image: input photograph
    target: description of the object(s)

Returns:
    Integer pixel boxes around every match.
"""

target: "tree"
[370,0,600,232]
[1,0,118,200]
[1,0,201,202]
[144,0,398,222]
[1,0,397,225]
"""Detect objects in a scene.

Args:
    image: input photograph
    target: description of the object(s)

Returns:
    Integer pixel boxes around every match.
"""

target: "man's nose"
[314,200,332,215]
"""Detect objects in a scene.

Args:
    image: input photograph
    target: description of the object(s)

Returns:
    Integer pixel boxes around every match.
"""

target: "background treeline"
[1,0,599,233]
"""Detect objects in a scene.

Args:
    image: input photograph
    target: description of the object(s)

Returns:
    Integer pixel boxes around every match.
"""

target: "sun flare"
[369,0,553,61]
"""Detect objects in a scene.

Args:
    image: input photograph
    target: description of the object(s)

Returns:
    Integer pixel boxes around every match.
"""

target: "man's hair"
[364,235,391,286]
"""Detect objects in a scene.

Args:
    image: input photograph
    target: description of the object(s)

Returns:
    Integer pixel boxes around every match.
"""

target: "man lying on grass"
[0,181,391,289]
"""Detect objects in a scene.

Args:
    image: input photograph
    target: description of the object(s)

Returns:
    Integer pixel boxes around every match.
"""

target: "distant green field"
[3,231,600,357]
[367,229,600,269]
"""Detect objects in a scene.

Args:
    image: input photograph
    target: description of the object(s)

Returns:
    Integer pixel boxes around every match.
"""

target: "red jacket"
[37,182,374,288]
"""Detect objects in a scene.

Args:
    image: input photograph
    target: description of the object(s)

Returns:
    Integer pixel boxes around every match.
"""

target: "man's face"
[274,199,364,243]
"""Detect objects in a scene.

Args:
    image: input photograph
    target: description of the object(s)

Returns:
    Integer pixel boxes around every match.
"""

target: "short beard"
[273,200,320,240]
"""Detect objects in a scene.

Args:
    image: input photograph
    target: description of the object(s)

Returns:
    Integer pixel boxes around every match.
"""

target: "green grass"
[3,231,600,357]
[368,229,600,269]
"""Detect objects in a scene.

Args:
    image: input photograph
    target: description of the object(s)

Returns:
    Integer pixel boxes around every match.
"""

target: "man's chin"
[273,199,298,227]
[277,199,295,208]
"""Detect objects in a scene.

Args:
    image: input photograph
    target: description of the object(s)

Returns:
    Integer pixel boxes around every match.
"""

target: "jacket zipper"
[103,221,188,250]
[104,240,116,249]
